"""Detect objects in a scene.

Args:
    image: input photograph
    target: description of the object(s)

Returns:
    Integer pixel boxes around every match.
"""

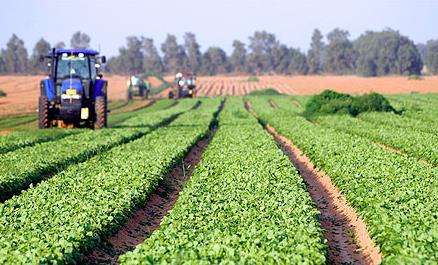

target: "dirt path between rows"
[265,125,382,265]
[244,100,381,264]
[81,102,222,264]
[268,99,277,109]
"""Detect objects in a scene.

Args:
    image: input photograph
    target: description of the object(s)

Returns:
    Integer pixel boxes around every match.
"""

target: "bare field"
[0,75,128,116]
[195,75,438,96]
[1,75,438,116]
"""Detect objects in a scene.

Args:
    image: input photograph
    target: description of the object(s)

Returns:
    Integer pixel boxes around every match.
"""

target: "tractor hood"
[61,79,83,96]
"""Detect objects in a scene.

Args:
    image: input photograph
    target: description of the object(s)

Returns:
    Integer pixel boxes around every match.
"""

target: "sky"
[1,0,437,57]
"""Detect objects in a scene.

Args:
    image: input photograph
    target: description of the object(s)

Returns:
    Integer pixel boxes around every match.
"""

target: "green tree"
[425,40,438,74]
[324,28,357,74]
[355,29,422,76]
[3,34,29,73]
[271,44,291,74]
[30,38,51,74]
[142,38,164,74]
[105,56,123,74]
[288,48,308,74]
[184,32,202,73]
[54,41,66,49]
[0,52,6,73]
[307,29,325,74]
[122,36,144,74]
[201,47,229,75]
[229,40,247,73]
[247,31,278,73]
[161,34,187,74]
[70,31,91,49]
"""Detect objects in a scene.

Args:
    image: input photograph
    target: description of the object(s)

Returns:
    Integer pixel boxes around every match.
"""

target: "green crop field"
[0,94,436,264]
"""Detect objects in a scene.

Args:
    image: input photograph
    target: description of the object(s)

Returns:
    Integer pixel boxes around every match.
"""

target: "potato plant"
[317,114,438,166]
[250,97,438,263]
[120,98,327,264]
[0,98,221,264]
[0,129,80,154]
[0,99,198,200]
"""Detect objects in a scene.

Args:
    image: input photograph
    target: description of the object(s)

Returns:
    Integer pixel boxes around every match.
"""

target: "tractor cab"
[39,49,108,129]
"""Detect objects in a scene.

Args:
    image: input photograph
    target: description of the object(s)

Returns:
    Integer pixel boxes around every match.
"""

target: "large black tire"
[38,96,50,129]
[94,96,107,129]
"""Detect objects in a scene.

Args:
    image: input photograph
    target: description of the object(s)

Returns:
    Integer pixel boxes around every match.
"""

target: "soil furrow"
[244,100,381,264]
[80,100,223,265]
[0,112,186,203]
[268,99,278,109]
[265,125,382,265]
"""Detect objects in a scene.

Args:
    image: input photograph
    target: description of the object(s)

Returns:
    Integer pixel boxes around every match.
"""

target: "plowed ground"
[195,75,438,96]
[1,75,438,116]
[0,75,128,116]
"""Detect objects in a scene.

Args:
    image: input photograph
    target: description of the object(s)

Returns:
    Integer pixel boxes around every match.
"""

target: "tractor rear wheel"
[38,96,50,129]
[94,96,107,129]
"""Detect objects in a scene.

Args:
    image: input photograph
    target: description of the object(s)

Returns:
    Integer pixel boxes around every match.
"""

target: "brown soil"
[81,130,216,265]
[147,76,163,88]
[195,75,438,96]
[2,75,437,116]
[265,125,382,265]
[0,75,129,116]
[268,99,277,109]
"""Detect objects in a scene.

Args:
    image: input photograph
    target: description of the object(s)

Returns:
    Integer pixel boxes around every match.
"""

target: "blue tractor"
[39,48,108,129]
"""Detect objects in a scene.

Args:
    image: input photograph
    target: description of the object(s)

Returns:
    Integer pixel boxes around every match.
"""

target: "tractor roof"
[51,48,99,56]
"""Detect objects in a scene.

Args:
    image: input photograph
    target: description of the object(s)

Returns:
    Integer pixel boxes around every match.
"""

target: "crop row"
[265,95,438,165]
[120,98,326,264]
[0,129,80,154]
[250,97,438,263]
[108,99,176,126]
[0,99,175,155]
[0,98,221,264]
[0,99,197,200]
[317,114,438,166]
[358,111,438,135]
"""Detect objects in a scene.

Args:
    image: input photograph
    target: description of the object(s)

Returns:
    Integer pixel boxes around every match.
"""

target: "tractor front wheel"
[38,96,50,129]
[94,96,107,129]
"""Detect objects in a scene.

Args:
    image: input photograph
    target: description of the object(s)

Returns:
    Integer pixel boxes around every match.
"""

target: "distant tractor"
[127,75,150,100]
[38,48,108,129]
[169,72,197,99]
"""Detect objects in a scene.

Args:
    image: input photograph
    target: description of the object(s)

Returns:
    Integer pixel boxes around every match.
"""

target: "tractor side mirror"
[101,56,106,64]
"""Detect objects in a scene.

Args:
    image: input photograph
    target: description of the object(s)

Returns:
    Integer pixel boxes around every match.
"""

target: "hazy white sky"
[1,0,437,56]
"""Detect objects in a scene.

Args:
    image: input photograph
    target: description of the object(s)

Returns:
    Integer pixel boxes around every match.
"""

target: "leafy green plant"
[303,90,398,118]
[317,114,438,166]
[247,76,260,82]
[0,99,221,264]
[251,96,438,263]
[248,88,281,96]
[120,98,326,264]
[0,99,197,200]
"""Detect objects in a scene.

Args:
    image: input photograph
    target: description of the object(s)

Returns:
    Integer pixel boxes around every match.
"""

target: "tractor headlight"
[66,88,77,95]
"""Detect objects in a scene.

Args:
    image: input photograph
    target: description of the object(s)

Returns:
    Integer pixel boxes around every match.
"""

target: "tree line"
[1,29,438,76]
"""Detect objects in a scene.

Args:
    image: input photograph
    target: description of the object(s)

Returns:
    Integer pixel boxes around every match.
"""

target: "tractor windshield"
[56,55,90,79]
